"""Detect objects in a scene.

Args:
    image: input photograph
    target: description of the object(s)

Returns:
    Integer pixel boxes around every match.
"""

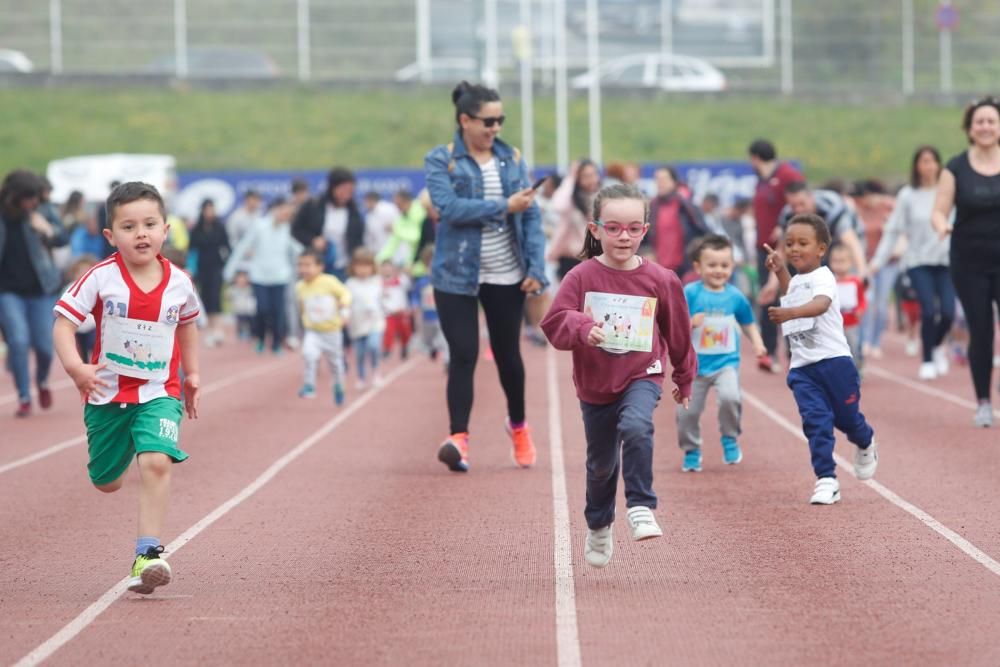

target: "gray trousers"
[676,365,741,452]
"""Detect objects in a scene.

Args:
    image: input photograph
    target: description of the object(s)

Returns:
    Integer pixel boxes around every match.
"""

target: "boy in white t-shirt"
[764,213,878,505]
[52,182,201,595]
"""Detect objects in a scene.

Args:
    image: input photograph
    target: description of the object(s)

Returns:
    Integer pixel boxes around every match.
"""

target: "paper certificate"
[779,287,817,337]
[101,315,175,380]
[583,291,657,353]
[694,314,738,355]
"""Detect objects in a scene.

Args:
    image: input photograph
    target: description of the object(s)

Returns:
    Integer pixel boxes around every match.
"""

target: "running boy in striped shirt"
[52,182,201,594]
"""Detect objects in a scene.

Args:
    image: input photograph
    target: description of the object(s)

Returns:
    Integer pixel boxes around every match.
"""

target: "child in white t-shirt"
[345,248,386,389]
[764,213,878,505]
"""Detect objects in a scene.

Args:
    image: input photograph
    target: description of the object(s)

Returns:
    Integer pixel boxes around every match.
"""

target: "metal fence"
[0,0,998,96]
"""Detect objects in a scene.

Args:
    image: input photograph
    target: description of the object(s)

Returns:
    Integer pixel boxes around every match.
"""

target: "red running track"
[2,330,1000,666]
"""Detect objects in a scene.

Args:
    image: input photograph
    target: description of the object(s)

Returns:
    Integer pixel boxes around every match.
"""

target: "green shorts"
[83,397,188,486]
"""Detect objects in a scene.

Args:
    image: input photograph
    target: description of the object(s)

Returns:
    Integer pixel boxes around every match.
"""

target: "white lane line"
[14,357,420,667]
[0,360,288,476]
[866,364,1000,418]
[0,379,76,406]
[743,389,1000,579]
[546,346,582,667]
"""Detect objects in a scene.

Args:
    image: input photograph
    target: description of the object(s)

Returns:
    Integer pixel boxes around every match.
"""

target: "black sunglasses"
[473,114,506,128]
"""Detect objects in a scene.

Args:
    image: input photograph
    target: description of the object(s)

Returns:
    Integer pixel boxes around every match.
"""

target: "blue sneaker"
[333,383,345,406]
[255,340,265,355]
[722,436,743,465]
[682,448,702,472]
[298,383,316,399]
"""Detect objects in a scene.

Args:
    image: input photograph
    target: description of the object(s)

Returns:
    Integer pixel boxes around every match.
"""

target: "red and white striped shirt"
[54,253,200,405]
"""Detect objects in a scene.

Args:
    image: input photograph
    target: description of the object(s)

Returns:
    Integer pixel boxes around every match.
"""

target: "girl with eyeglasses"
[540,184,696,568]
[424,81,548,473]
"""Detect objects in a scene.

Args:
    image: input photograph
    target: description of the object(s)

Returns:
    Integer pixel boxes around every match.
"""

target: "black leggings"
[950,264,1000,400]
[435,284,527,434]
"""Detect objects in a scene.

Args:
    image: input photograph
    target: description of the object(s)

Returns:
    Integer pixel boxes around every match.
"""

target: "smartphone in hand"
[531,176,548,191]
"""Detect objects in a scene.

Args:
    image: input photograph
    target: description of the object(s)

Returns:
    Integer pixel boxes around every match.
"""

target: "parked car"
[144,47,279,79]
[571,53,726,92]
[0,49,34,73]
[395,57,478,83]
[46,154,177,206]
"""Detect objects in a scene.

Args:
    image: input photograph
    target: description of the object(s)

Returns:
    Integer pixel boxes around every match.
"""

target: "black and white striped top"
[478,158,524,285]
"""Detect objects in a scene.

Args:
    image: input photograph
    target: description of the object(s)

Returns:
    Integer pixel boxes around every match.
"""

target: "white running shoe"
[626,506,663,540]
[974,402,994,428]
[810,477,841,505]
[904,339,919,357]
[584,524,614,568]
[853,439,878,480]
[918,362,937,381]
[932,346,950,376]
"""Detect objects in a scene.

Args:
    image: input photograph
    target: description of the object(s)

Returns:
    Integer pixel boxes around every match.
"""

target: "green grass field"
[0,87,971,184]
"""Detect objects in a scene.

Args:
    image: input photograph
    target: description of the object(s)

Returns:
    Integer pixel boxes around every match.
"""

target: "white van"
[46,154,177,205]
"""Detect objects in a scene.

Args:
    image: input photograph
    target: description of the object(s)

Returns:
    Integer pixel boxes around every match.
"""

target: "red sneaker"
[757,354,781,374]
[15,401,30,418]
[38,387,53,410]
[506,419,536,468]
[437,432,469,472]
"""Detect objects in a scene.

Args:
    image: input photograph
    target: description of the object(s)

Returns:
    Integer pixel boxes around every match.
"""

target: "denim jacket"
[425,132,548,296]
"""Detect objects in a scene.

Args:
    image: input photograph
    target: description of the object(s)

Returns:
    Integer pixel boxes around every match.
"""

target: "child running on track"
[541,183,696,568]
[52,182,201,594]
[346,248,386,389]
[296,249,352,404]
[764,213,878,505]
[678,235,766,472]
[829,241,867,369]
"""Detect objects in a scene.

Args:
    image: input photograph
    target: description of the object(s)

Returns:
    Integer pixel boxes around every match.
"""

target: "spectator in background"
[700,193,723,234]
[226,189,263,249]
[377,189,426,269]
[225,197,302,355]
[852,179,894,359]
[290,178,311,211]
[363,191,400,257]
[0,169,68,417]
[646,165,708,281]
[870,145,953,381]
[292,167,366,280]
[718,196,755,297]
[189,198,231,347]
[69,211,107,261]
[548,159,601,280]
[60,190,86,232]
[748,138,803,372]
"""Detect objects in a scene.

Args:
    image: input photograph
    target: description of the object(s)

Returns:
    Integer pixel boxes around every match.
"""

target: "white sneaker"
[905,339,919,357]
[809,477,841,505]
[584,524,614,568]
[974,402,994,428]
[626,506,663,540]
[853,439,878,480]
[918,362,937,381]
[932,346,949,376]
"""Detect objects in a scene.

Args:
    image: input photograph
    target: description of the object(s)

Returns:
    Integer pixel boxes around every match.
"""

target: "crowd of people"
[4,86,1000,584]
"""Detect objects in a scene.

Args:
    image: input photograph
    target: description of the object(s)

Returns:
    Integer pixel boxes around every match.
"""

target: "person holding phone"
[424,81,548,474]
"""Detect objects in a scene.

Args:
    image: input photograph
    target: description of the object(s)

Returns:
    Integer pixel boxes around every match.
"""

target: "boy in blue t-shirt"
[678,235,767,472]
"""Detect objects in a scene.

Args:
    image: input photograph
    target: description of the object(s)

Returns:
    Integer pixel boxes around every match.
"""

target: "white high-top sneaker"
[584,524,614,568]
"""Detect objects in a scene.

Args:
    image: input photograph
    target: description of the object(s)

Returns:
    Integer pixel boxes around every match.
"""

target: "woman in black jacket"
[190,198,230,346]
[291,167,366,280]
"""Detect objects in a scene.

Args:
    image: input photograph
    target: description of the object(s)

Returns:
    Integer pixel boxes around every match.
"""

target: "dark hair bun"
[452,81,471,107]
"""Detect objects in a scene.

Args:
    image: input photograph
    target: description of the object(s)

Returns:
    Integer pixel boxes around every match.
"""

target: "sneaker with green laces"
[128,546,172,595]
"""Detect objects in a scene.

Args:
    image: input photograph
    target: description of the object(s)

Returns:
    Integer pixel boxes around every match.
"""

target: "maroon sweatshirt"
[540,257,696,405]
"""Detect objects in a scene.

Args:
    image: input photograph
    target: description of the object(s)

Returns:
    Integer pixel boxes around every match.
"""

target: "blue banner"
[176,161,770,220]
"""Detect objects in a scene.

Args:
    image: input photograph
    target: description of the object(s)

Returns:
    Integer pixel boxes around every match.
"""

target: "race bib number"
[780,284,817,337]
[304,294,337,325]
[837,282,858,311]
[694,314,738,355]
[583,291,657,354]
[101,315,175,380]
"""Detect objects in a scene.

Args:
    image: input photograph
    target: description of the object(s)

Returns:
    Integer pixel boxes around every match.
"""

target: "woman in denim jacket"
[426,81,548,474]
[0,170,69,417]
